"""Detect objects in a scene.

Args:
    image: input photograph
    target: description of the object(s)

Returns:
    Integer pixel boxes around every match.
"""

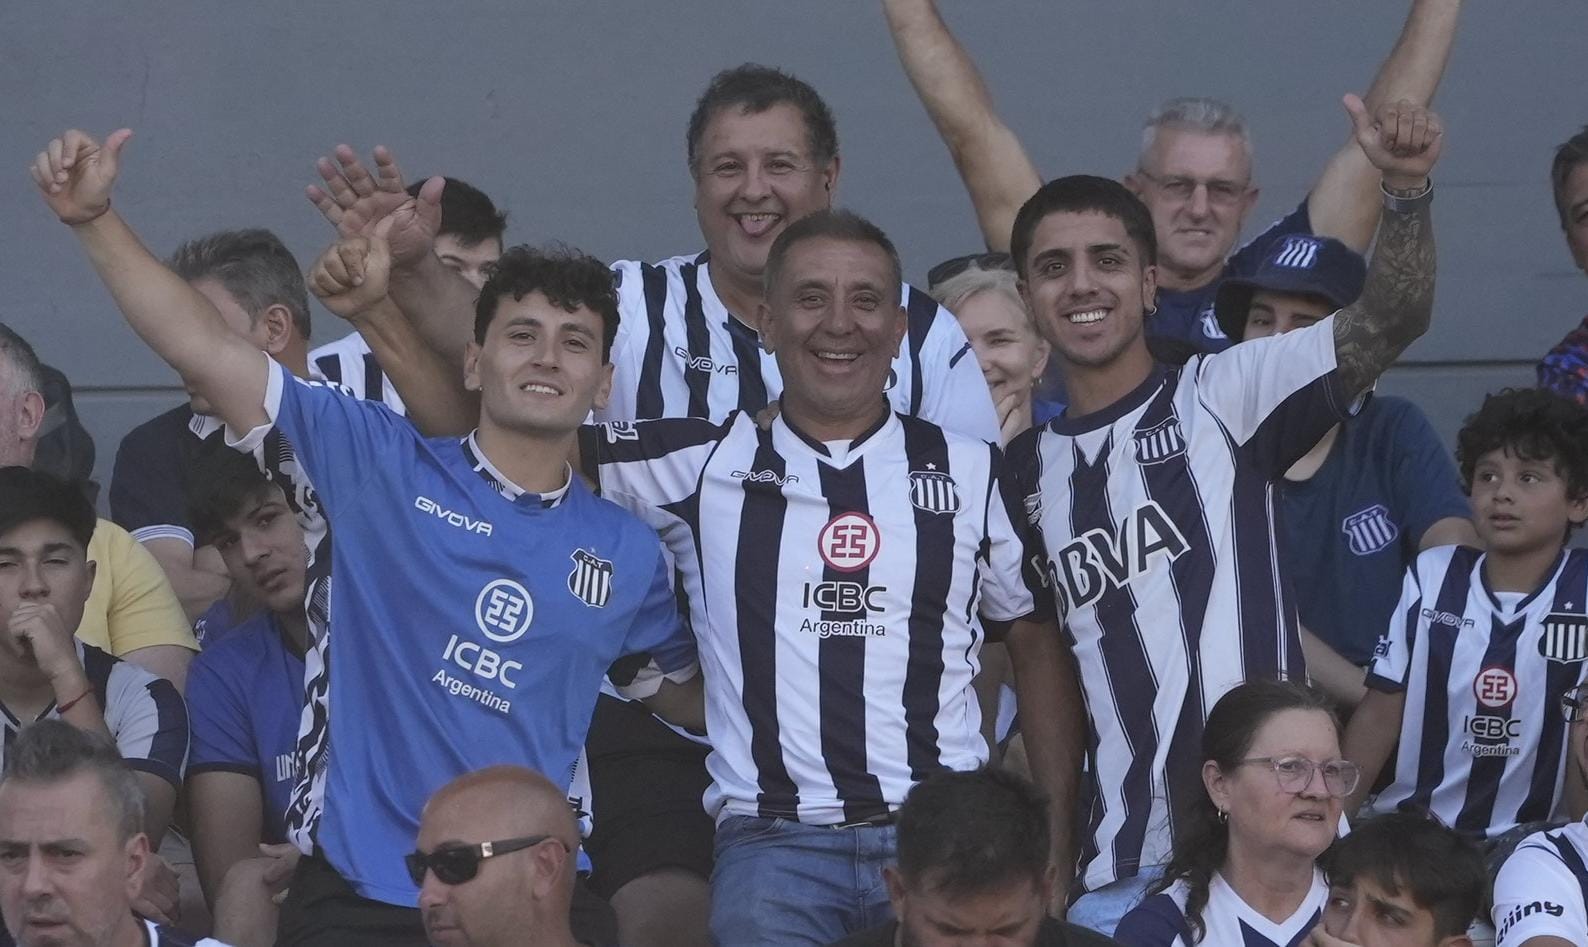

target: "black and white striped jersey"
[310,331,407,414]
[1493,819,1588,946]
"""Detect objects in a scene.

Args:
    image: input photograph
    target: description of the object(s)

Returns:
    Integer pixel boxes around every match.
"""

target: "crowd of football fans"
[3,1,1588,945]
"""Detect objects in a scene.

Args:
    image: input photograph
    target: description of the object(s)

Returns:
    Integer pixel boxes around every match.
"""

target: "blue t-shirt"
[1278,395,1471,665]
[186,611,306,843]
[237,359,697,905]
[1151,200,1313,353]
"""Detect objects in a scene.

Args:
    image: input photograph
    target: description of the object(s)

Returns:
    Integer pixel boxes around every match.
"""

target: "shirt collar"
[461,432,572,508]
[775,405,894,465]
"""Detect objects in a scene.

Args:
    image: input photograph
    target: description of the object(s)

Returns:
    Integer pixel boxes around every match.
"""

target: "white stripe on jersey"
[309,332,408,415]
[1493,819,1588,946]
[589,410,1036,825]
[1117,870,1327,947]
[603,253,999,441]
[1008,318,1350,893]
[1366,546,1588,838]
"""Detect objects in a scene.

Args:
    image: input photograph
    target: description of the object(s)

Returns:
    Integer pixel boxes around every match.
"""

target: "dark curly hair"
[1320,811,1485,939]
[473,245,619,362]
[686,64,839,176]
[1150,678,1340,944]
[1456,388,1588,526]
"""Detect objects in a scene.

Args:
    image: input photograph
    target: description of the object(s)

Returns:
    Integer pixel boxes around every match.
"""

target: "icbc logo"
[1473,667,1518,709]
[818,513,881,573]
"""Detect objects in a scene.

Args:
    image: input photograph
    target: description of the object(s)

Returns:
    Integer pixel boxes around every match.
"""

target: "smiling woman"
[1114,680,1349,947]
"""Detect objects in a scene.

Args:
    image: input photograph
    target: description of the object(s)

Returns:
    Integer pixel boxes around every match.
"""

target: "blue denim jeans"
[709,815,897,946]
[1067,865,1165,937]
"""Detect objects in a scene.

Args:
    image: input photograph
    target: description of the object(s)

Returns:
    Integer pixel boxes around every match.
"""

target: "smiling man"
[30,127,703,947]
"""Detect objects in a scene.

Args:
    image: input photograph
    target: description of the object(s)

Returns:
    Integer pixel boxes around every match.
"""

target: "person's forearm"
[642,674,707,734]
[1362,0,1463,109]
[1006,620,1084,907]
[1332,191,1435,397]
[52,670,114,742]
[389,251,478,370]
[144,539,231,621]
[1342,690,1404,815]
[1299,627,1367,709]
[121,645,193,695]
[71,210,268,430]
[882,0,1041,251]
[352,296,476,437]
[1418,515,1479,551]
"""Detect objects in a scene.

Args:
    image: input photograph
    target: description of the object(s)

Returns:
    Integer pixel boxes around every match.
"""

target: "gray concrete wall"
[3,2,1584,497]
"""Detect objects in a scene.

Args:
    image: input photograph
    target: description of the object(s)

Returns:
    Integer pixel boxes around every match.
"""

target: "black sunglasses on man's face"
[404,834,568,886]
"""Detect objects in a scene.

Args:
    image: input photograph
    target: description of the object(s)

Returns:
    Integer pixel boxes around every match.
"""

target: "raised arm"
[882,0,1042,252]
[1308,0,1462,249]
[306,145,479,368]
[31,130,268,435]
[307,218,479,437]
[1332,97,1442,399]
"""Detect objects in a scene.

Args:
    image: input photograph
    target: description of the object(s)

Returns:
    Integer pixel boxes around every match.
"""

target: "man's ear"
[757,300,777,353]
[882,865,909,917]
[590,362,615,414]
[259,304,297,357]
[463,341,483,392]
[123,832,150,901]
[15,390,45,442]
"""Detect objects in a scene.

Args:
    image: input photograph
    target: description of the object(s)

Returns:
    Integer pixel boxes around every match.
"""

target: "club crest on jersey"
[1133,417,1186,465]
[908,467,960,514]
[1539,613,1588,663]
[475,579,535,643]
[818,512,881,573]
[1342,504,1399,556]
[604,422,639,443]
[1275,236,1322,269]
[567,550,614,608]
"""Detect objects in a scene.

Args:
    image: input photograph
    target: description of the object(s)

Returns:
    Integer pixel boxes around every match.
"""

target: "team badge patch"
[1540,613,1588,663]
[567,550,614,608]
[603,422,638,443]
[1275,235,1322,269]
[1133,417,1186,465]
[1342,504,1399,556]
[908,467,961,514]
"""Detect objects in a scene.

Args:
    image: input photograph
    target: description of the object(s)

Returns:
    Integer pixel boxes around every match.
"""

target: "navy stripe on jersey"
[738,426,801,816]
[1544,832,1588,911]
[314,354,343,386]
[1524,554,1588,816]
[817,459,889,822]
[636,263,671,419]
[679,257,712,418]
[1228,452,1287,681]
[361,352,386,404]
[726,317,768,414]
[904,288,937,417]
[899,417,953,780]
[1069,433,1161,882]
[1407,554,1473,813]
[1453,613,1525,833]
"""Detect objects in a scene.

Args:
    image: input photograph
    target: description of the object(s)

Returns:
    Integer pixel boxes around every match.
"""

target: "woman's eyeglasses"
[1238,756,1361,797]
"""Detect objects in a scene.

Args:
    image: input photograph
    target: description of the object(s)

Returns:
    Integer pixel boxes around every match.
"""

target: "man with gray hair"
[107,229,315,628]
[882,0,1462,352]
[0,720,223,946]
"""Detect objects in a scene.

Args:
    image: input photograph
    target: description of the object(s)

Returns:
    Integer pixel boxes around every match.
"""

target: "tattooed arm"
[1333,96,1445,398]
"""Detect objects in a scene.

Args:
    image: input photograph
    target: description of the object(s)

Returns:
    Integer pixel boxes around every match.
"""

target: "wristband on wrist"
[56,688,94,715]
[1381,178,1433,212]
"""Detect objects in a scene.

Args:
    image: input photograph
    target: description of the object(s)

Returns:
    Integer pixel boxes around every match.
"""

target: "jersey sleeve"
[227,355,411,513]
[185,644,259,777]
[606,545,700,700]
[95,522,199,655]
[1226,200,1313,277]
[1492,837,1588,946]
[103,661,190,789]
[1384,401,1472,545]
[109,416,193,545]
[977,445,1047,624]
[1192,315,1354,477]
[907,290,1001,442]
[1114,892,1192,947]
[1366,559,1426,693]
[578,416,727,509]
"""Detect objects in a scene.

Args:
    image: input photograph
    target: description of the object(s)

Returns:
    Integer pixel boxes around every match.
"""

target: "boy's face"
[0,519,94,662]
[1469,446,1588,555]
[211,486,307,616]
[1322,876,1471,947]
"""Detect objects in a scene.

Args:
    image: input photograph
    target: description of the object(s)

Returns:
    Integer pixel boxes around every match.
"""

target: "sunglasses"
[926,252,1015,290]
[404,834,567,886]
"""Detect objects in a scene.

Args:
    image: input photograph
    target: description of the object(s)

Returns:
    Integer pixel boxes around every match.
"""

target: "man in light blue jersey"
[30,127,703,947]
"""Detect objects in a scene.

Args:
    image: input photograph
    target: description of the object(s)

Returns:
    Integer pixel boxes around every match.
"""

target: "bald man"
[410,767,589,947]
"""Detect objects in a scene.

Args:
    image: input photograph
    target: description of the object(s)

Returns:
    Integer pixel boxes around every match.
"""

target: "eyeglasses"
[404,835,568,886]
[1238,756,1360,797]
[1134,169,1251,207]
[927,252,1016,291]
[1561,686,1588,723]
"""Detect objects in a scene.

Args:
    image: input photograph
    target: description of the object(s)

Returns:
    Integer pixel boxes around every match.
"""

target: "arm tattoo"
[1332,196,1436,397]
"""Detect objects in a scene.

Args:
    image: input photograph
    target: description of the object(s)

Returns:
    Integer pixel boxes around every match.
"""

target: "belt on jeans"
[824,811,897,830]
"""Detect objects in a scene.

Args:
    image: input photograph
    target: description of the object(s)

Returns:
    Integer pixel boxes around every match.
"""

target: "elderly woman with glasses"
[1114,679,1359,946]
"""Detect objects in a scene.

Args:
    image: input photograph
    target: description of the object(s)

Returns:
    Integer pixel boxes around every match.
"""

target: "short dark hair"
[764,209,903,305]
[0,322,45,396]
[1551,126,1588,230]
[1321,812,1486,939]
[0,466,95,550]
[169,228,312,340]
[1456,388,1588,512]
[1010,175,1158,278]
[2,719,145,841]
[187,445,281,549]
[473,245,620,362]
[686,64,839,176]
[895,768,1050,897]
[406,177,507,248]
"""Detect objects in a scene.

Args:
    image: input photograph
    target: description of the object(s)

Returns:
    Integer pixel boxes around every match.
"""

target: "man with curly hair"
[1344,388,1588,843]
